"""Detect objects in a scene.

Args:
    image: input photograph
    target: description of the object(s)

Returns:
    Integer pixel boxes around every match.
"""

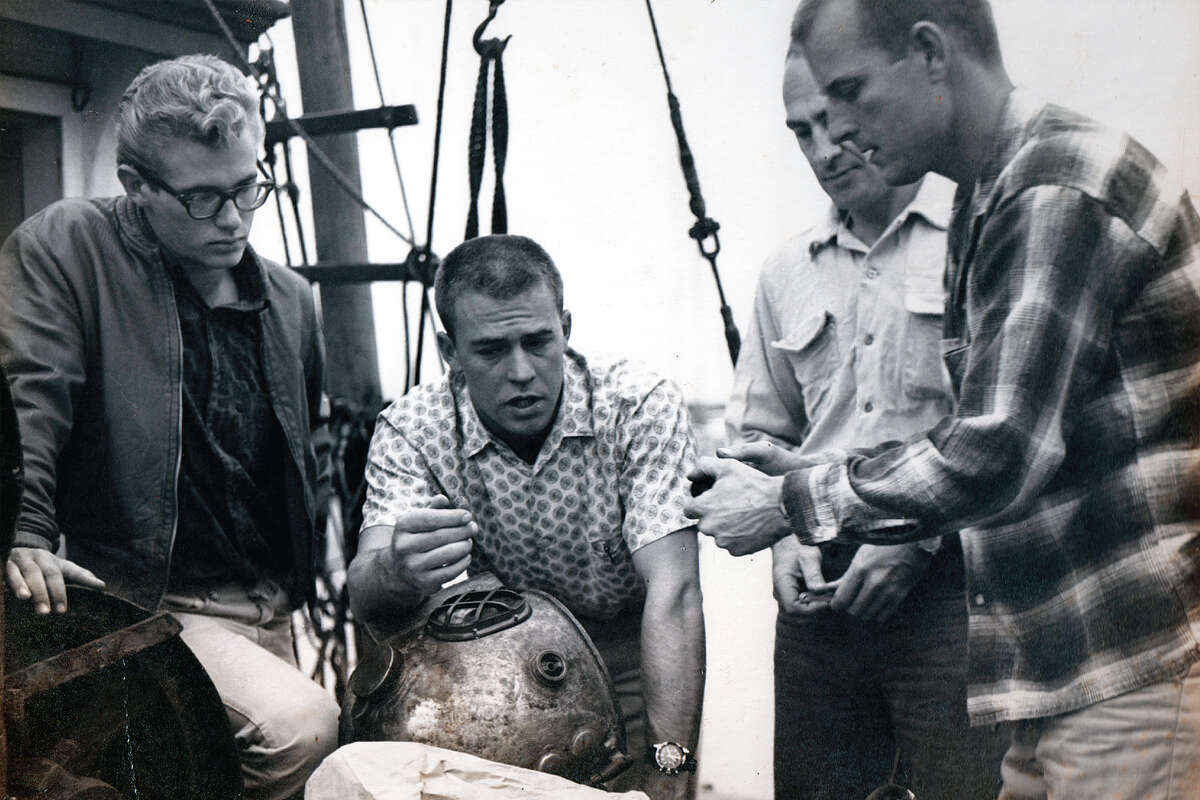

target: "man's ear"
[909,21,950,81]
[117,164,152,207]
[560,309,572,342]
[436,331,459,371]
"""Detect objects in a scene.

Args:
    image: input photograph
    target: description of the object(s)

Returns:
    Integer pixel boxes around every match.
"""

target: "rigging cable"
[357,0,418,243]
[259,41,312,267]
[254,38,308,266]
[643,0,741,366]
[413,0,458,388]
[200,0,415,247]
[357,0,417,389]
[260,91,293,267]
[277,133,311,264]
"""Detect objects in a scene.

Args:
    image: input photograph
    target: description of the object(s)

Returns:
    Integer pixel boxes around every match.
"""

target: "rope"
[465,0,511,240]
[465,55,490,239]
[199,0,414,247]
[643,0,740,365]
[490,54,509,235]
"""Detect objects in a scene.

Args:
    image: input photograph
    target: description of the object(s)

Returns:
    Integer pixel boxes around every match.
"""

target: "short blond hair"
[116,54,262,174]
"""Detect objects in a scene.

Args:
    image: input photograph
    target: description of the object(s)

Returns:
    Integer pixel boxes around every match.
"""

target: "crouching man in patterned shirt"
[347,234,705,800]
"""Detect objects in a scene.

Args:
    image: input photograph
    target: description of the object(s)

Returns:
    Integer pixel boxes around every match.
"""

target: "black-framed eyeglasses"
[137,166,275,221]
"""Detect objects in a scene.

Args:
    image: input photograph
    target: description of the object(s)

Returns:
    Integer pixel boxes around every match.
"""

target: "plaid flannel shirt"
[781,88,1200,724]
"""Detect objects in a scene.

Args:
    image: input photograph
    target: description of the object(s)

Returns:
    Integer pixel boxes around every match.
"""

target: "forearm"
[780,436,987,545]
[781,189,1126,545]
[639,574,705,750]
[346,547,426,623]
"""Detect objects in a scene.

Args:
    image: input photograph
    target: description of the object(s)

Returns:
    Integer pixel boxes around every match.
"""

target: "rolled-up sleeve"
[618,380,698,553]
[725,268,810,449]
[360,415,441,529]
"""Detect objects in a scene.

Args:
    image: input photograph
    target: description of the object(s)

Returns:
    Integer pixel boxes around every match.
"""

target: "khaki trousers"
[164,583,340,800]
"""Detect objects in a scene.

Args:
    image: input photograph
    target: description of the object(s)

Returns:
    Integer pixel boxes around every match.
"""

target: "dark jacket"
[0,196,329,610]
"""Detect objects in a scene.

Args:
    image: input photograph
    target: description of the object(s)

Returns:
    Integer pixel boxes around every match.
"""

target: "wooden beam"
[290,0,383,407]
[265,105,419,148]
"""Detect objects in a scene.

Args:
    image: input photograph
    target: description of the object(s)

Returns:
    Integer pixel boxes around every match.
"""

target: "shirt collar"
[967,86,1044,217]
[162,246,269,312]
[806,205,847,257]
[454,347,595,460]
[116,195,269,310]
[902,173,955,231]
[807,173,955,257]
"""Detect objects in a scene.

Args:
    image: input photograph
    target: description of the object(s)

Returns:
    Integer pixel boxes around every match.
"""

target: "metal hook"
[472,0,509,55]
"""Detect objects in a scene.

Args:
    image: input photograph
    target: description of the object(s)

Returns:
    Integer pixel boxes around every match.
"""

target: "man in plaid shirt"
[685,0,1200,796]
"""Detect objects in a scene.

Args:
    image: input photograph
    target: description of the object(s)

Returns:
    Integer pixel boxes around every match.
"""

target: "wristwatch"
[645,741,697,775]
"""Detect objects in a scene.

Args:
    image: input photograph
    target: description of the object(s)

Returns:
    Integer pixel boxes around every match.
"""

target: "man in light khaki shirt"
[723,54,1005,800]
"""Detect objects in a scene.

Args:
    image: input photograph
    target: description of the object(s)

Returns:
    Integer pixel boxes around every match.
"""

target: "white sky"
[252,0,1200,408]
[249,4,1200,794]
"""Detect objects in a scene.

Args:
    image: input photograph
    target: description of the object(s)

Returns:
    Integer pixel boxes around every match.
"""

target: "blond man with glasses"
[0,54,338,799]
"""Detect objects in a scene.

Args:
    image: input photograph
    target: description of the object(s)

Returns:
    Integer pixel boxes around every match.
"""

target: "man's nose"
[812,128,841,164]
[212,196,244,230]
[506,348,536,383]
[825,102,858,146]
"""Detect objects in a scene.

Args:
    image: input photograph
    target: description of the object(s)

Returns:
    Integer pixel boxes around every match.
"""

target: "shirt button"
[865,267,880,280]
[973,593,986,607]
[864,401,874,413]
[864,334,875,346]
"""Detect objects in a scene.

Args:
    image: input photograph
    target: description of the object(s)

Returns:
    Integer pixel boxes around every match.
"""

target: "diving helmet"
[342,574,632,787]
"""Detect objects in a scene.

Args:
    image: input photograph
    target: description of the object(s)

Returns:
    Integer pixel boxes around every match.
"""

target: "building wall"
[1,5,243,204]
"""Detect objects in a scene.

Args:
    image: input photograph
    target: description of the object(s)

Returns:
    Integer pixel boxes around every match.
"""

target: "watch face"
[657,743,686,771]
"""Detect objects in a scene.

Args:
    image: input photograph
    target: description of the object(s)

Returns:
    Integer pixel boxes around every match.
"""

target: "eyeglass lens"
[186,183,272,219]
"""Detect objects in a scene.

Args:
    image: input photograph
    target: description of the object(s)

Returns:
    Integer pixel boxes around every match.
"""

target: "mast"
[289,0,383,407]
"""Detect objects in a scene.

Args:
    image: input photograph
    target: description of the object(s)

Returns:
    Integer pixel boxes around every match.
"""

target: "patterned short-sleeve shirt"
[361,349,698,621]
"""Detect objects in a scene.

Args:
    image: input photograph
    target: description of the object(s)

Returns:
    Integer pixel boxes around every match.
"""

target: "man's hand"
[772,536,837,616]
[830,543,932,624]
[382,495,475,597]
[717,441,826,477]
[683,457,790,556]
[5,547,105,614]
[348,495,477,622]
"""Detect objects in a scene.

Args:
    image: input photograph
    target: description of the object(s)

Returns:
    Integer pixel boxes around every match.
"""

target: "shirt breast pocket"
[770,310,839,418]
[901,290,949,401]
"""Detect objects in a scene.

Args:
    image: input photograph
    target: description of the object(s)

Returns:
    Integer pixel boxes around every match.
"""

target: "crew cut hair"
[434,235,565,341]
[116,54,262,174]
[791,0,1003,67]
